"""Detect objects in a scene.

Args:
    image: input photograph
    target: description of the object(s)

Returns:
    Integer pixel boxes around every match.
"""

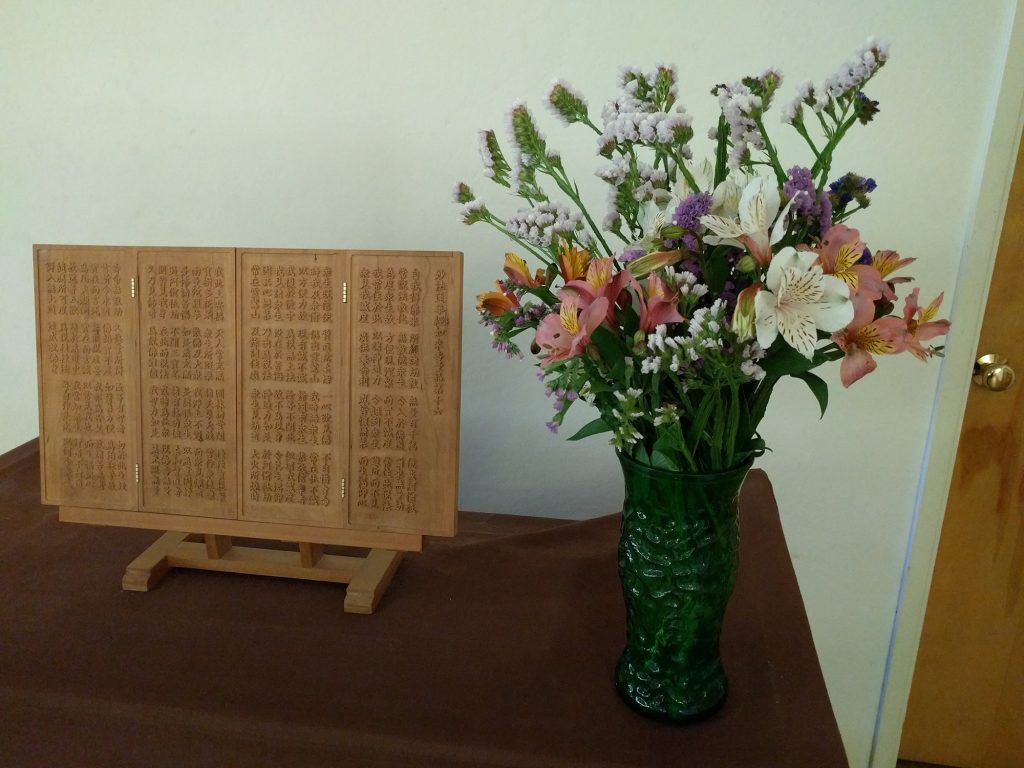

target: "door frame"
[871,2,1024,765]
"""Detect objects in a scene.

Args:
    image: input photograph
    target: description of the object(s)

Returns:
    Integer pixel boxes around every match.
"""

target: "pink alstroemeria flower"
[902,288,951,361]
[534,296,609,367]
[558,257,631,326]
[636,273,685,333]
[815,225,887,303]
[871,249,915,294]
[831,294,908,387]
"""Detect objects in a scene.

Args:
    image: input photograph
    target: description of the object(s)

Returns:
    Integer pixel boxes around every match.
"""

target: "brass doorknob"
[973,354,1015,391]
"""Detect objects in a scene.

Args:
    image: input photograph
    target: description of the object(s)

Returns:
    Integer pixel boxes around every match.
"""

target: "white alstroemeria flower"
[699,175,798,266]
[709,169,749,218]
[754,247,854,358]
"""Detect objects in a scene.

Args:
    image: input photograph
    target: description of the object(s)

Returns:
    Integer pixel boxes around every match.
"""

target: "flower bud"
[547,80,589,126]
[736,254,757,273]
[627,249,684,278]
[732,284,761,341]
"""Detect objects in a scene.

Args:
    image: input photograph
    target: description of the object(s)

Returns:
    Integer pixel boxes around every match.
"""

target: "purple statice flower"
[784,166,834,235]
[783,166,817,217]
[671,192,712,232]
[545,420,559,434]
[679,256,702,278]
[619,247,646,264]
[828,173,876,216]
[818,192,833,234]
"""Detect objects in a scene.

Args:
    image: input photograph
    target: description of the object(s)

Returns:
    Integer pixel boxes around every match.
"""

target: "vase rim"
[615,451,754,480]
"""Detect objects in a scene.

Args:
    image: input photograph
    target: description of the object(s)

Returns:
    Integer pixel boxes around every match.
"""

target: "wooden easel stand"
[122,532,404,614]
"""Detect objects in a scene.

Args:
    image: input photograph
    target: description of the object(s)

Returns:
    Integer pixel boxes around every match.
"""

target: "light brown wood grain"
[237,249,347,528]
[299,541,324,567]
[346,251,462,537]
[122,531,187,591]
[900,139,1024,768]
[137,248,238,519]
[34,245,141,511]
[37,245,460,573]
[121,532,403,612]
[343,549,404,614]
[204,534,233,559]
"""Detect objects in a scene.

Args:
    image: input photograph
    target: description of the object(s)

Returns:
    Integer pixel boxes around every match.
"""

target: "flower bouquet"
[454,39,949,720]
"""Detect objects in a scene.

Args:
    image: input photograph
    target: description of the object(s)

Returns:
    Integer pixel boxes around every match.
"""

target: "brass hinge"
[130,276,137,299]
[342,281,348,304]
[340,478,346,498]
[134,463,140,483]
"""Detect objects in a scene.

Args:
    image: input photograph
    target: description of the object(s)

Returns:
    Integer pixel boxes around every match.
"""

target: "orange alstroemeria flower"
[476,281,519,317]
[503,252,544,288]
[558,240,592,282]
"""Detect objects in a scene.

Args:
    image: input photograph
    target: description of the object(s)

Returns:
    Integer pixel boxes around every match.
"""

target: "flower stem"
[754,117,788,187]
[541,160,614,257]
[483,213,553,265]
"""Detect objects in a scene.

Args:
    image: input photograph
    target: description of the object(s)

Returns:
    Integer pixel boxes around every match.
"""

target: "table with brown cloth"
[0,454,848,768]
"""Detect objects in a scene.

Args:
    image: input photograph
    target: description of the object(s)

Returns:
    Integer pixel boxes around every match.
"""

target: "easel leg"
[205,534,233,559]
[123,531,188,591]
[344,549,404,614]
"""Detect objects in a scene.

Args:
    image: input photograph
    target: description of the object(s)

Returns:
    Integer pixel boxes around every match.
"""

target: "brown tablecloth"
[0,456,847,767]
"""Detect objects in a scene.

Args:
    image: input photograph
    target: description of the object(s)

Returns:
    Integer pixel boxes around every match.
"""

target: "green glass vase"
[615,451,753,722]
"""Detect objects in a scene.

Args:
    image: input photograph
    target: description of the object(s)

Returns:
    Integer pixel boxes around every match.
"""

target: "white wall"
[0,2,1013,764]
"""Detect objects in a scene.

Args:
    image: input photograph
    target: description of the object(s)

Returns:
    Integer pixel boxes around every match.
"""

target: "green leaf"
[650,450,679,471]
[567,417,613,441]
[589,325,626,367]
[793,371,829,418]
[759,338,828,377]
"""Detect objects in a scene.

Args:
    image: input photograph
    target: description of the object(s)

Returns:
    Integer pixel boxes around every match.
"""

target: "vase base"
[614,653,727,723]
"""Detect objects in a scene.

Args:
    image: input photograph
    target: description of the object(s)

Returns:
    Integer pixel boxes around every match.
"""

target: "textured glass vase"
[615,451,753,722]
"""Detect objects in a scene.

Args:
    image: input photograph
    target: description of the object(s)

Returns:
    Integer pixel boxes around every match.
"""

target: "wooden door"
[137,248,237,518]
[34,246,141,511]
[238,249,347,527]
[347,251,462,536]
[899,139,1024,766]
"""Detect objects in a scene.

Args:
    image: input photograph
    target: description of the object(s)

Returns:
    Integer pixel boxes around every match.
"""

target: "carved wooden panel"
[138,249,237,518]
[239,250,346,526]
[34,246,140,510]
[347,251,462,536]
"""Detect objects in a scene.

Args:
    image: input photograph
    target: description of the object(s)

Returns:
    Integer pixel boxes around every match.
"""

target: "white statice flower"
[662,267,709,303]
[715,82,764,169]
[458,199,488,225]
[754,248,855,358]
[652,404,680,427]
[820,37,891,101]
[608,388,646,450]
[505,203,580,247]
[740,341,767,381]
[781,80,815,125]
[596,156,630,185]
[479,130,498,178]
[741,359,766,381]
